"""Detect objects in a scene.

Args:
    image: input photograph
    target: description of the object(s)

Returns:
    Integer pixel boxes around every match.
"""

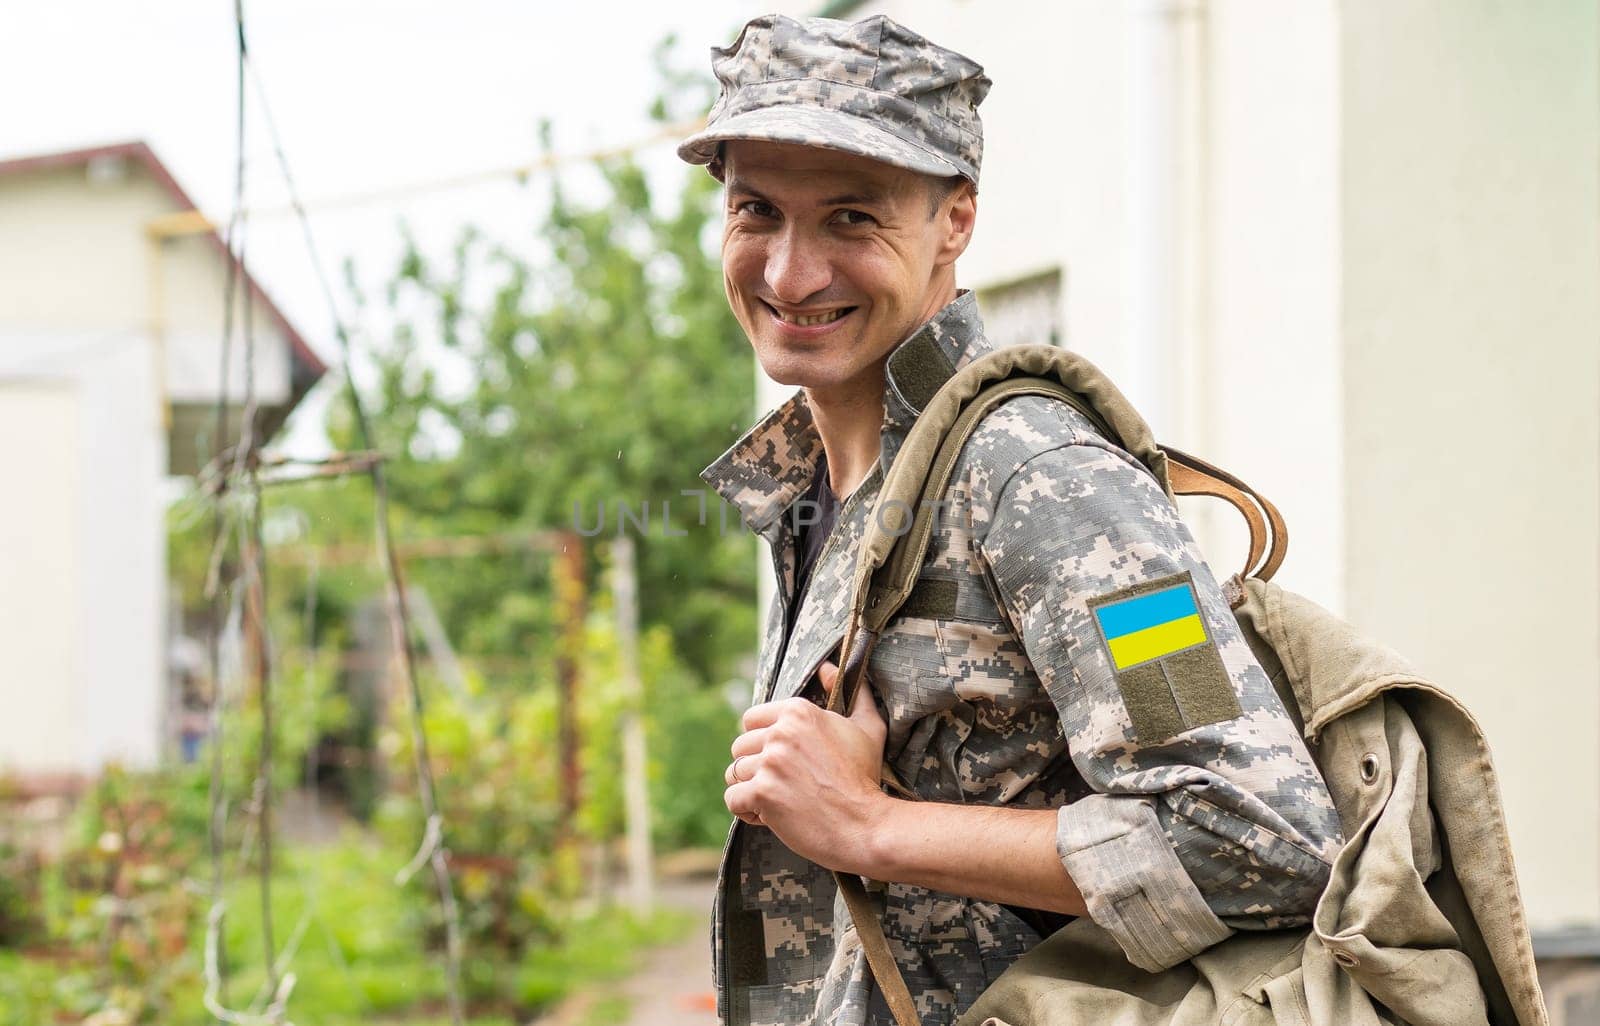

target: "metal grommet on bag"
[1359,753,1381,784]
[1331,947,1361,969]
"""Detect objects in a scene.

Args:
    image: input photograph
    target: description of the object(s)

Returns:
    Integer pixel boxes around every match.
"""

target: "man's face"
[719,140,975,396]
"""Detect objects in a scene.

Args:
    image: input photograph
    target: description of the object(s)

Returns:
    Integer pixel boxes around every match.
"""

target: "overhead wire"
[234,117,706,222]
[151,116,708,241]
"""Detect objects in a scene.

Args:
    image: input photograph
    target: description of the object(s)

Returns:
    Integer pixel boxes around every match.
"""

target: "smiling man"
[678,14,1342,1026]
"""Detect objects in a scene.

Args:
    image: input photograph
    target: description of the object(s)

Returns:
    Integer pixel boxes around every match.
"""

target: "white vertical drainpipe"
[1126,0,1210,450]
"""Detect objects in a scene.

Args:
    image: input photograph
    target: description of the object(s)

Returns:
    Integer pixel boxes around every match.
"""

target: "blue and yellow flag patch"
[1088,571,1242,743]
[1093,579,1210,670]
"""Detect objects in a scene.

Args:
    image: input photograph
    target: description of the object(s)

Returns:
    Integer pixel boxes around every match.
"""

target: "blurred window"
[976,268,1063,349]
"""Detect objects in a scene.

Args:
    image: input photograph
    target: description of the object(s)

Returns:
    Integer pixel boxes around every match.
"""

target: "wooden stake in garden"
[611,536,654,912]
[553,532,586,853]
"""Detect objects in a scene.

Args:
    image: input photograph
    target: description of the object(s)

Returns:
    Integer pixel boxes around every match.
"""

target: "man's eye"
[737,200,776,218]
[834,209,876,228]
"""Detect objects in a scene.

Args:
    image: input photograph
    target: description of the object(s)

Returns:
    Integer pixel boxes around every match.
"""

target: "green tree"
[334,141,757,690]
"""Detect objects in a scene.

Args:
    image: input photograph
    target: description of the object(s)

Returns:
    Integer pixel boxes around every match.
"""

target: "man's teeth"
[778,308,849,326]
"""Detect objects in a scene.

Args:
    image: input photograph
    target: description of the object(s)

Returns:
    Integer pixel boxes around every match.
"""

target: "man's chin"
[751,342,850,390]
[755,359,826,390]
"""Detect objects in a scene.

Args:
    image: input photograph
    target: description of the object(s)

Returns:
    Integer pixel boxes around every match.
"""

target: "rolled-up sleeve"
[975,436,1344,972]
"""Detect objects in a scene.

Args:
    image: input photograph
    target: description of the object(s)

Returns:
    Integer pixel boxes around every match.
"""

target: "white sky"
[0,0,785,455]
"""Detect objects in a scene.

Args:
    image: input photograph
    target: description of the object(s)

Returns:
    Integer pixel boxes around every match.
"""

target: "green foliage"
[644,625,741,850]
[314,111,759,866]
[0,840,43,947]
[513,903,693,1008]
[170,38,757,864]
[114,43,752,1026]
[30,766,213,1023]
[331,147,758,689]
[0,831,693,1025]
[375,601,730,960]
[375,680,566,961]
[165,479,384,815]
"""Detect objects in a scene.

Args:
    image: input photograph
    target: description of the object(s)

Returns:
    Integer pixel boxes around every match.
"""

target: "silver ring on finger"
[731,754,749,783]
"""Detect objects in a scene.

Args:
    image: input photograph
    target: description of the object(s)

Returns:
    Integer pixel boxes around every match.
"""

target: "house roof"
[0,139,330,393]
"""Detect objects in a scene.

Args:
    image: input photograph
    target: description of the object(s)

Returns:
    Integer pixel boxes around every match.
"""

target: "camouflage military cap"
[677,13,992,187]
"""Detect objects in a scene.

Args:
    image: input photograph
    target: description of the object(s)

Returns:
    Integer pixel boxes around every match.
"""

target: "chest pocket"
[874,573,1066,803]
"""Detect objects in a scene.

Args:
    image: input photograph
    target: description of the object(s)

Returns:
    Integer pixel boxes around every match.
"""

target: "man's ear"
[935,182,977,267]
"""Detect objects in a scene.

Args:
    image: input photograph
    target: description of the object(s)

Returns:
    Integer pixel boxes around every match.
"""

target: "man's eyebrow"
[724,178,890,207]
[821,188,888,206]
[725,177,766,199]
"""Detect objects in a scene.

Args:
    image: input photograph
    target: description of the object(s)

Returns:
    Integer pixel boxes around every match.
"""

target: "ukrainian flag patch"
[1095,579,1209,669]
[1089,571,1241,742]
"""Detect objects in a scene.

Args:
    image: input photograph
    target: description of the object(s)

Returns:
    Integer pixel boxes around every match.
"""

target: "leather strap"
[1161,444,1289,582]
[835,871,920,1025]
[1165,458,1267,577]
[826,626,921,1026]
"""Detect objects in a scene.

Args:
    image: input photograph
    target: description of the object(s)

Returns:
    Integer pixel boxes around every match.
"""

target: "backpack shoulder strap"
[867,375,1102,635]
[842,355,1287,655]
[827,347,1289,1025]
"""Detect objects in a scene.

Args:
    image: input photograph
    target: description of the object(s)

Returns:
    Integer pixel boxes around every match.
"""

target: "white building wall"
[0,381,86,772]
[1203,0,1342,608]
[1339,0,1600,933]
[77,331,168,771]
[0,163,292,409]
[0,330,166,773]
[0,156,302,776]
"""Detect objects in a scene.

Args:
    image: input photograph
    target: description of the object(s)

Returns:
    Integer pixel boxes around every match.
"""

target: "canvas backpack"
[825,344,1549,1026]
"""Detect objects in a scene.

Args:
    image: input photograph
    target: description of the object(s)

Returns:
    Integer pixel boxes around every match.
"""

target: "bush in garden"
[53,765,210,1023]
[377,603,734,971]
[0,839,44,948]
[645,629,741,853]
[378,677,566,962]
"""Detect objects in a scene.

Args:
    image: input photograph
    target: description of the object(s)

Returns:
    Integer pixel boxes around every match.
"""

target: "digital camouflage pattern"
[677,13,992,186]
[699,292,1345,1026]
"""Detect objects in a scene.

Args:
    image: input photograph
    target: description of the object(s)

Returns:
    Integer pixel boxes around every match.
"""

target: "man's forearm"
[846,797,1089,917]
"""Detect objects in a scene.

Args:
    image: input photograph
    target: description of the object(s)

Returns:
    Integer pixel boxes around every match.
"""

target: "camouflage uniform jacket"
[699,291,1345,1026]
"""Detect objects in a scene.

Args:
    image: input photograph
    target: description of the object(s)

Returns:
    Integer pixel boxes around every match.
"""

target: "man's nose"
[764,228,831,305]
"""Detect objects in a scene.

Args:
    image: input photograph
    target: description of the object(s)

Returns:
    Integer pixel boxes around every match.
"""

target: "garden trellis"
[186,7,704,1022]
[199,3,469,1022]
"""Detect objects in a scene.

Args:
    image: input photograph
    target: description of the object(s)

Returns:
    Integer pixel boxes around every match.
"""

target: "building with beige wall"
[741,0,1598,1001]
[0,141,324,781]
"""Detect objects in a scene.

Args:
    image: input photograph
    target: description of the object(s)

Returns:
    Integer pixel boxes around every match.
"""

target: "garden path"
[617,876,719,1026]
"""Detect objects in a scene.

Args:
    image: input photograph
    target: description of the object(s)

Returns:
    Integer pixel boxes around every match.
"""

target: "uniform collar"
[700,290,994,533]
